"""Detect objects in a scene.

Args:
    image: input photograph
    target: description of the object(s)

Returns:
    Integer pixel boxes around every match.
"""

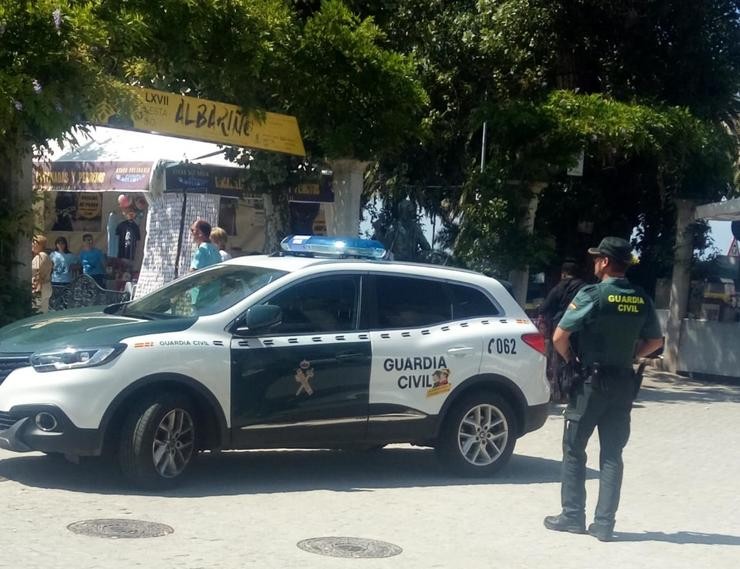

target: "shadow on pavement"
[613,530,740,546]
[0,446,594,497]
[636,370,740,405]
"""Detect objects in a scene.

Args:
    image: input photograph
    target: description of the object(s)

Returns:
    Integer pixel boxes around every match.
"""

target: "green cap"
[588,236,632,264]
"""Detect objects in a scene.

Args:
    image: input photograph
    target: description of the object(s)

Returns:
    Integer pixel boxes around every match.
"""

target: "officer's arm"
[635,298,664,358]
[635,337,663,359]
[552,288,596,363]
[552,327,573,362]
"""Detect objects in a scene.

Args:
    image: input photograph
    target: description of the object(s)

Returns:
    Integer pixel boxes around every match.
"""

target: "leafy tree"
[0,0,304,319]
[360,1,740,291]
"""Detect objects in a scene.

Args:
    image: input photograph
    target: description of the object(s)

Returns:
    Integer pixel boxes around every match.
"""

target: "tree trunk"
[326,159,370,236]
[0,132,33,285]
[509,182,546,306]
[263,188,290,254]
[663,199,695,373]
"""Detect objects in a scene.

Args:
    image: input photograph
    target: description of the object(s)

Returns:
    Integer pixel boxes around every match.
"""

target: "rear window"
[376,276,451,328]
[449,283,499,319]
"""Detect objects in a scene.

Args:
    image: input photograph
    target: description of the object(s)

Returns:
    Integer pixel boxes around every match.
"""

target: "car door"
[366,274,487,441]
[230,273,371,448]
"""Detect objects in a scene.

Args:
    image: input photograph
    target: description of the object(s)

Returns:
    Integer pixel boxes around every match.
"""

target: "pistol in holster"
[560,359,585,397]
[633,361,647,400]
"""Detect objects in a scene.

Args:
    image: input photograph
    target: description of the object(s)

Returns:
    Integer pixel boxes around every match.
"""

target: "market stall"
[35,127,336,299]
[663,198,740,379]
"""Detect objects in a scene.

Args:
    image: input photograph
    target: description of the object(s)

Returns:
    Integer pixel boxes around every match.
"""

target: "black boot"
[587,522,614,542]
[543,514,586,534]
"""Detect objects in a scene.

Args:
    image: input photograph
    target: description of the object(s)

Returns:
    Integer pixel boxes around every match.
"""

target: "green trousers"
[561,373,633,526]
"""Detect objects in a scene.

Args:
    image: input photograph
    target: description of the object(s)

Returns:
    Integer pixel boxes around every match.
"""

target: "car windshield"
[123,265,288,318]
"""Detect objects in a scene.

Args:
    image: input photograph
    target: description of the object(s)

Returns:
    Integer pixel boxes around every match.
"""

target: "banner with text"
[91,87,305,156]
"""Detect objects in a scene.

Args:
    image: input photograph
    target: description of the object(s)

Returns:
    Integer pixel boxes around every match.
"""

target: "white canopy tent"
[45,126,237,166]
[695,197,740,223]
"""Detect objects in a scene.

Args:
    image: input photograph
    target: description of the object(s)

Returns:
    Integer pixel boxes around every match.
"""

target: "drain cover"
[67,519,173,539]
[297,537,402,558]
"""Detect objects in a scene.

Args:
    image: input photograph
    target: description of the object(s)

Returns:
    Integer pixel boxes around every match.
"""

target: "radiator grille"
[0,410,18,430]
[0,354,31,387]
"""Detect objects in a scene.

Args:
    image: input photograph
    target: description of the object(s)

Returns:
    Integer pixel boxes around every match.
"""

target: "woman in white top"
[210,226,232,261]
[31,234,53,313]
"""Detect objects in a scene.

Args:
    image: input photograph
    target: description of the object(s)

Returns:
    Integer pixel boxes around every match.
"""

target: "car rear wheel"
[118,392,196,488]
[436,392,517,477]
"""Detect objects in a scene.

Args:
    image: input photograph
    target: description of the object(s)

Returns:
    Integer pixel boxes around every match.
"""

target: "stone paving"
[1,369,739,569]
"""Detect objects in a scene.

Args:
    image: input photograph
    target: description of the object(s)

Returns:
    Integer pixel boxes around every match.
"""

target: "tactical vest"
[576,278,651,369]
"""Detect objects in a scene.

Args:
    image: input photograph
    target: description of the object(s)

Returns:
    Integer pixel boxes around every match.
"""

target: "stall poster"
[45,192,103,232]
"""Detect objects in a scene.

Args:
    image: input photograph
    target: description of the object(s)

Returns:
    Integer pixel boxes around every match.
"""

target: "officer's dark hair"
[605,256,629,274]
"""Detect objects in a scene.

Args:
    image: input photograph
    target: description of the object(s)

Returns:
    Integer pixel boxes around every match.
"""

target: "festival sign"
[35,161,153,192]
[91,87,306,157]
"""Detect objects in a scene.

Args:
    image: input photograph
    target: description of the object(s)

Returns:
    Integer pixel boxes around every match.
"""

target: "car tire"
[118,392,197,489]
[436,392,517,477]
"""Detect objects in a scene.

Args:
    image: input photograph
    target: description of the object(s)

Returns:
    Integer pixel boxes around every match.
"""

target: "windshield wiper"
[120,309,156,320]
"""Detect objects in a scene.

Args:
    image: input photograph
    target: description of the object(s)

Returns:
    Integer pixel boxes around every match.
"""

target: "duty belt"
[585,363,634,392]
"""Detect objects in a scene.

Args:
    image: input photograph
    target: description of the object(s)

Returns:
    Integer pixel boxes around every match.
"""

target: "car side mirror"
[234,305,282,335]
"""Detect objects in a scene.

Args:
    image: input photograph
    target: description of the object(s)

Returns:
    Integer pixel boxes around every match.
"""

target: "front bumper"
[0,405,103,456]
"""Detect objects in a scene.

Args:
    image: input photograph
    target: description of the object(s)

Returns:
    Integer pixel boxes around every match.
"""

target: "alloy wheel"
[456,404,508,466]
[151,408,195,478]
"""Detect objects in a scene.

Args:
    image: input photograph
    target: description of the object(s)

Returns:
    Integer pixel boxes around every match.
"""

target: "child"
[210,226,231,261]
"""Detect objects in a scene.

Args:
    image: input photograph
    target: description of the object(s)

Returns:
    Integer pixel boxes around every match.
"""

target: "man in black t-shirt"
[115,209,141,260]
[537,261,586,401]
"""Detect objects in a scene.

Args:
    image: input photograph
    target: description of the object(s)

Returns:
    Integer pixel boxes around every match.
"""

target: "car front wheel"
[118,392,196,488]
[436,393,517,477]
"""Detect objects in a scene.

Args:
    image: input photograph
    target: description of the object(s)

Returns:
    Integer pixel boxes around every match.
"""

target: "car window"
[449,283,499,319]
[263,276,358,334]
[124,265,287,318]
[376,275,451,328]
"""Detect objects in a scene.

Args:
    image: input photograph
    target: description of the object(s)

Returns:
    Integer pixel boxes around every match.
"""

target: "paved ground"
[1,369,739,569]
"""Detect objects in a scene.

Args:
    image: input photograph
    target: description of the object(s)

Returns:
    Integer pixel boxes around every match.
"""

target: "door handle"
[336,352,365,361]
[447,346,474,356]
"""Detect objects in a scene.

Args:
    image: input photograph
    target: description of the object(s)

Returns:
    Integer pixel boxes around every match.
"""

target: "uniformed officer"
[543,236,663,541]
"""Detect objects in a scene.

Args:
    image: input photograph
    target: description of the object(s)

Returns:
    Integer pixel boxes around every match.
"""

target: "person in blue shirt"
[190,220,221,271]
[50,236,78,286]
[79,233,107,288]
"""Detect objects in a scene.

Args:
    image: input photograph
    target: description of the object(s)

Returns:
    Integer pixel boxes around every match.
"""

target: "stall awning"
[695,197,740,221]
[36,127,334,201]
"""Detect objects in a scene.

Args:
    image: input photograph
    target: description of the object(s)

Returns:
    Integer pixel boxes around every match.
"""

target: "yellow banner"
[91,87,305,156]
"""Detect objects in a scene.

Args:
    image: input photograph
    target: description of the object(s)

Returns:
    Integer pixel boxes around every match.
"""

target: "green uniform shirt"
[558,276,662,369]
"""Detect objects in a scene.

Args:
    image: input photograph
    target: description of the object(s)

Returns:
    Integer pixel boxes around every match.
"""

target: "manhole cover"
[297,537,402,558]
[67,519,173,539]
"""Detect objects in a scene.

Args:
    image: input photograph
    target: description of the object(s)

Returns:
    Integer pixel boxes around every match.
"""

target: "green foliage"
[362,1,740,284]
[97,0,294,110]
[0,267,34,327]
[284,0,428,159]
[0,1,133,149]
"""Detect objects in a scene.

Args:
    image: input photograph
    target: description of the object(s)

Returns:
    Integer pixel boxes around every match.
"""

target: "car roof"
[226,254,486,279]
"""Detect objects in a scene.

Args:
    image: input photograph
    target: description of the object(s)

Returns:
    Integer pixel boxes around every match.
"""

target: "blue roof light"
[280,235,387,259]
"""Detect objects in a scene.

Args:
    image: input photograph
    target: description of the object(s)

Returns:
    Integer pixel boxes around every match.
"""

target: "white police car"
[0,236,549,487]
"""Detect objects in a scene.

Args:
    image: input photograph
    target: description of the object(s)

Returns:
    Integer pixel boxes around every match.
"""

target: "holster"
[559,359,585,397]
[633,361,647,399]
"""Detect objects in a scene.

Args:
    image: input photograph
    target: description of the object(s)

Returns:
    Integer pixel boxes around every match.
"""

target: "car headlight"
[30,345,126,373]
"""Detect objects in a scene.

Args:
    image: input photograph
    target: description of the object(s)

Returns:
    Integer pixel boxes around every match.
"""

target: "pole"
[480,121,487,174]
[664,199,696,373]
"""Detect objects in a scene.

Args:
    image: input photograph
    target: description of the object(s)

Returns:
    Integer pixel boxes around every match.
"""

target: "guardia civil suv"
[0,236,549,488]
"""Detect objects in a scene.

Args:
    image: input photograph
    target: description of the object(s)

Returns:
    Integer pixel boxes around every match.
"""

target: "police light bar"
[280,235,386,259]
